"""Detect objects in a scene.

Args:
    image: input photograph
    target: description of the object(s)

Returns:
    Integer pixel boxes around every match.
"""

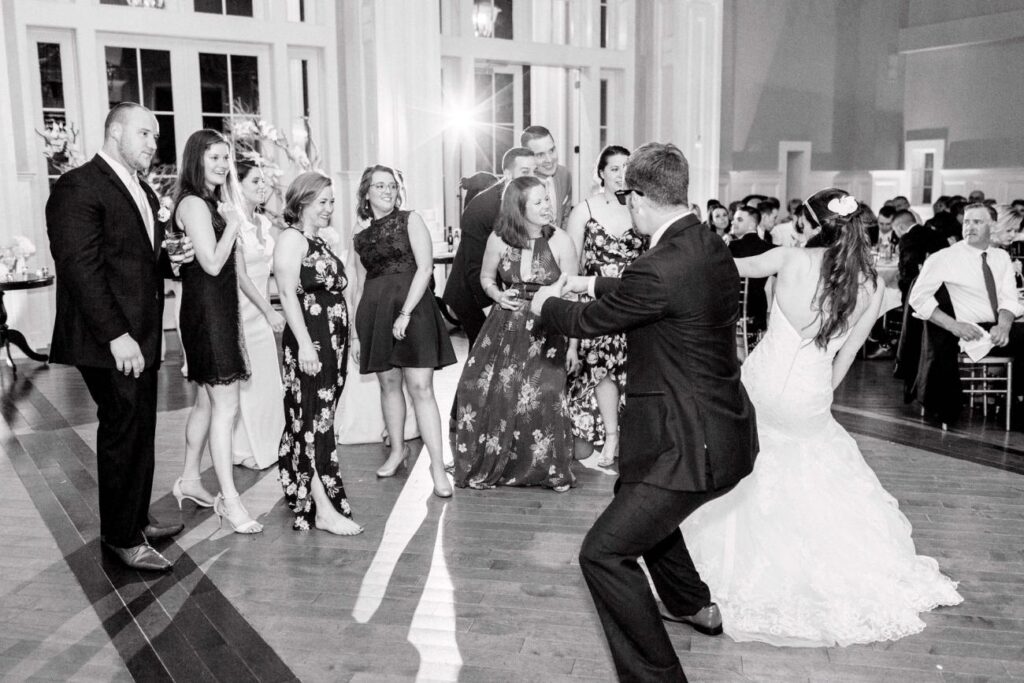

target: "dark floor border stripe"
[835,406,1024,476]
[2,370,296,682]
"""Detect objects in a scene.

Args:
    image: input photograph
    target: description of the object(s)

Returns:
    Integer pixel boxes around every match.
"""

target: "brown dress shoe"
[103,542,173,572]
[660,602,723,636]
[143,521,185,540]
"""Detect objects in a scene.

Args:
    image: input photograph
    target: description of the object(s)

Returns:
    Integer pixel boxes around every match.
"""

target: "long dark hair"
[805,187,878,349]
[495,176,552,249]
[173,129,239,206]
[355,164,404,221]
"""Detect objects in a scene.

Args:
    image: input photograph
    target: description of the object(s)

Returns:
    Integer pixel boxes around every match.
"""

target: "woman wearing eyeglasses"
[352,165,457,497]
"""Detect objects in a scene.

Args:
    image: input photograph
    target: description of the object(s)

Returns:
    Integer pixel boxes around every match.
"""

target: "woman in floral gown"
[275,172,362,535]
[565,146,645,466]
[453,176,579,490]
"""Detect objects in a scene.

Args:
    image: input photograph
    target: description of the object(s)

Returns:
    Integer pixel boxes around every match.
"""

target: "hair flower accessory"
[827,195,858,217]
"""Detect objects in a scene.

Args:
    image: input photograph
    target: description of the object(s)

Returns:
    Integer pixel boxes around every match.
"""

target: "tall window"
[599,78,608,150]
[105,47,177,176]
[199,52,260,132]
[921,152,934,205]
[194,0,252,16]
[474,68,515,173]
[38,42,68,185]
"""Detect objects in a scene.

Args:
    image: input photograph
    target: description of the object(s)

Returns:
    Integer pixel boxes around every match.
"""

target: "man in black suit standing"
[442,146,536,348]
[532,143,759,682]
[46,103,192,571]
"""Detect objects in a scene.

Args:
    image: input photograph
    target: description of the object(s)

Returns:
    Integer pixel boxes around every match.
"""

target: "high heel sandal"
[596,431,619,468]
[430,463,453,499]
[214,493,263,534]
[376,445,409,478]
[172,476,215,509]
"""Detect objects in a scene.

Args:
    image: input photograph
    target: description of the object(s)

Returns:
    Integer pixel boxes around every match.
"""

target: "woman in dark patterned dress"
[453,176,579,491]
[275,172,363,535]
[565,146,644,467]
[353,165,457,498]
[173,129,261,534]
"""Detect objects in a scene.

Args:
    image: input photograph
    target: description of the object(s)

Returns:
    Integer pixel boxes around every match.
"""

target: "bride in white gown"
[682,188,962,647]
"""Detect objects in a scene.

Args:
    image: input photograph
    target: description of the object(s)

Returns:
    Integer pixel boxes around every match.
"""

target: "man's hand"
[948,321,984,342]
[110,333,145,378]
[560,275,593,296]
[531,274,567,316]
[990,322,1011,347]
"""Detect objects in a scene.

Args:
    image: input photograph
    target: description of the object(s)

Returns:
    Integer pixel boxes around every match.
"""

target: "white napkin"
[959,322,994,362]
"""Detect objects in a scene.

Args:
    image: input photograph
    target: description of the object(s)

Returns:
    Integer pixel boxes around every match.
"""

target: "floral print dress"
[568,213,646,447]
[452,231,574,490]
[278,230,353,529]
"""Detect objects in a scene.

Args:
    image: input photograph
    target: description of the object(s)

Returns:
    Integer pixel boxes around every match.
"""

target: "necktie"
[981,252,1000,321]
[128,174,154,246]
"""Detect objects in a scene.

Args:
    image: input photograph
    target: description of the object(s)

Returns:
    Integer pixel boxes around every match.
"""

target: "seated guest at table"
[706,203,732,243]
[873,206,897,248]
[443,147,537,348]
[756,197,780,244]
[354,165,456,498]
[896,209,947,302]
[908,203,1024,423]
[452,176,578,491]
[730,204,775,334]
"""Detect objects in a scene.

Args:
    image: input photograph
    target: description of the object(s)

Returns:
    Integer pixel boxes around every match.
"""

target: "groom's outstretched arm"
[541,257,666,339]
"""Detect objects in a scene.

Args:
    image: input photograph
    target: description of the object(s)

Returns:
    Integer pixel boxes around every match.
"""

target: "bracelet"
[398,310,411,318]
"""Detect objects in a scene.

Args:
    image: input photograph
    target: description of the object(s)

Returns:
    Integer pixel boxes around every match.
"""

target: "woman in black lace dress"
[275,172,363,535]
[352,165,456,498]
[174,129,261,534]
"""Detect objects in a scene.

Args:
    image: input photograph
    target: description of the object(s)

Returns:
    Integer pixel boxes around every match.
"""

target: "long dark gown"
[568,210,646,447]
[452,230,574,489]
[277,230,353,530]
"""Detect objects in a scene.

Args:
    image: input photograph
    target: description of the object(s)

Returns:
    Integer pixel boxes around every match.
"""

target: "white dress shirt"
[909,240,1022,323]
[98,150,154,246]
[586,210,691,296]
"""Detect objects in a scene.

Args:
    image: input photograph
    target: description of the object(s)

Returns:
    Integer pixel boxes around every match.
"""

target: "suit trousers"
[579,480,733,683]
[78,364,159,548]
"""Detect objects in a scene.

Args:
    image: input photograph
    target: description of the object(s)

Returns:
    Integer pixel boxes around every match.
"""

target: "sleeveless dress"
[232,214,285,469]
[682,299,963,646]
[568,205,646,447]
[277,230,354,530]
[177,194,250,386]
[452,232,575,490]
[353,209,456,374]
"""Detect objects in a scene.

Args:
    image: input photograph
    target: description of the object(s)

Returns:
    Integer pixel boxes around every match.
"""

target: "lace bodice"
[353,209,417,279]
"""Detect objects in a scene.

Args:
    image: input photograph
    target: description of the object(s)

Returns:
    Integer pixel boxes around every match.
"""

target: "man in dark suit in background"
[728,204,775,335]
[47,102,192,571]
[442,147,536,348]
[532,143,759,682]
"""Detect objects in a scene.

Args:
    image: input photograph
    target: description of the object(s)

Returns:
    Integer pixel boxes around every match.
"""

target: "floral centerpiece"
[37,120,86,177]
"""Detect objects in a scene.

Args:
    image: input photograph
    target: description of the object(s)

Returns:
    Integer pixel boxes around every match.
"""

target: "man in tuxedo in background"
[521,125,572,228]
[532,143,759,682]
[47,102,192,571]
[443,147,536,348]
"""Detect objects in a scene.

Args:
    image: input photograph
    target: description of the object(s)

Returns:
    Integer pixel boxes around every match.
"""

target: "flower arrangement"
[37,120,86,176]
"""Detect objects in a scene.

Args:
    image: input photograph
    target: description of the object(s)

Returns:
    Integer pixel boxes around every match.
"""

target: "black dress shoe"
[660,602,723,636]
[143,521,185,540]
[103,542,173,572]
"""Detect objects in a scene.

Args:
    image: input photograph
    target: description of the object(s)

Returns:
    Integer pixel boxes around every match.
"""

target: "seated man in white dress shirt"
[909,203,1024,363]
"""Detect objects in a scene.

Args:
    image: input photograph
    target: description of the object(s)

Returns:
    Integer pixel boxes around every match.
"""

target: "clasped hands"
[529,274,591,316]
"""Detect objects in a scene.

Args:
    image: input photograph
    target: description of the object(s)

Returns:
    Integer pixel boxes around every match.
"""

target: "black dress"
[354,209,456,374]
[177,194,250,386]
[277,230,354,530]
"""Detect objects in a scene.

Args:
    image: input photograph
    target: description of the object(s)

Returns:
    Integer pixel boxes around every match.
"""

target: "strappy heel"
[172,476,215,509]
[214,493,263,534]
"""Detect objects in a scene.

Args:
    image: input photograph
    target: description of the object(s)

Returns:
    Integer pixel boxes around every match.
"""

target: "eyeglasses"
[370,182,399,193]
[614,188,644,206]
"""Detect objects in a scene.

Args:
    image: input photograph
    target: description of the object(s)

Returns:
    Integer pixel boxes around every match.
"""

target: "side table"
[0,274,54,373]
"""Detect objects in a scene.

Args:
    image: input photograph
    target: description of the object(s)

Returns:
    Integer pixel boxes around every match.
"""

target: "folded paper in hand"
[959,322,994,362]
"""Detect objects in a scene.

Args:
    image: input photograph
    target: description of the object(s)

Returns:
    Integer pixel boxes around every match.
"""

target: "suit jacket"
[897,224,947,301]
[443,180,504,321]
[542,213,759,491]
[728,232,775,331]
[46,154,170,369]
[548,165,572,228]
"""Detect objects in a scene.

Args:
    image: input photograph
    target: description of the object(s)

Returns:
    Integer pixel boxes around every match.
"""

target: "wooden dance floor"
[2,334,1023,682]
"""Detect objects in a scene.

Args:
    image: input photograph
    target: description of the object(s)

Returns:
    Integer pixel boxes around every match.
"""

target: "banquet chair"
[736,278,762,360]
[959,354,1013,431]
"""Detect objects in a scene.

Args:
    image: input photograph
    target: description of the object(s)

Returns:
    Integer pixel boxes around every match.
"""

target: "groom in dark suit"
[532,143,759,681]
[46,102,192,571]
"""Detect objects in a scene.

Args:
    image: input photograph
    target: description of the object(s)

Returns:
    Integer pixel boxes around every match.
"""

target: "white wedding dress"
[682,299,962,647]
